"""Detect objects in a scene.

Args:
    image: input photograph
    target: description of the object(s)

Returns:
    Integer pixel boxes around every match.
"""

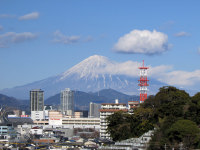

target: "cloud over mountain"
[1,55,200,98]
[113,29,170,55]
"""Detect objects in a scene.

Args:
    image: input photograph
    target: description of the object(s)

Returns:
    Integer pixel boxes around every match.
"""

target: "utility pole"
[164,143,167,150]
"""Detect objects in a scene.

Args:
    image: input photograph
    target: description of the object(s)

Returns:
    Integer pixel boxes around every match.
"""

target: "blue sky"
[0,0,200,92]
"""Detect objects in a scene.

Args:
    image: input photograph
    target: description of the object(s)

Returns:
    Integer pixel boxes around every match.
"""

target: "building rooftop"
[99,109,128,112]
[101,103,126,105]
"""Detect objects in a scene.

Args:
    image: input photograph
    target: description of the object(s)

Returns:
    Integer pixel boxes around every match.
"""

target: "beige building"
[49,110,63,125]
[74,111,83,118]
[34,110,100,129]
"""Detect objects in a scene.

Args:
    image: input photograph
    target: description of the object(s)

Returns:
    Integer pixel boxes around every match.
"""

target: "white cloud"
[113,29,170,55]
[0,32,37,48]
[174,31,190,37]
[19,12,39,20]
[149,65,173,77]
[161,70,200,87]
[53,30,81,44]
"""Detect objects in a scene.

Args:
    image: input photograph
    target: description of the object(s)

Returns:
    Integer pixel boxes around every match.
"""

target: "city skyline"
[0,1,200,93]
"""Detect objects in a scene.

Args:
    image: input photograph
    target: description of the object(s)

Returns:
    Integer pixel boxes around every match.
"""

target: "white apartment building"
[100,99,128,139]
[60,88,74,116]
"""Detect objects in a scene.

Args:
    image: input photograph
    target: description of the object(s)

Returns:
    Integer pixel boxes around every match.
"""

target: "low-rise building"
[62,117,100,129]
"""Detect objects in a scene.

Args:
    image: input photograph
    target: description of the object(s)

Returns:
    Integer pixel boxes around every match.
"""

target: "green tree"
[106,108,155,141]
[106,111,132,141]
[185,92,200,125]
[167,120,200,148]
[155,86,189,119]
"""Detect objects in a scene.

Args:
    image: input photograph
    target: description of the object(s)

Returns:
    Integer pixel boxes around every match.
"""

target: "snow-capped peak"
[59,55,115,80]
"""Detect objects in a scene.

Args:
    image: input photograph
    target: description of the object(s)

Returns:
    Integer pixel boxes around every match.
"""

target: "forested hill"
[106,86,200,150]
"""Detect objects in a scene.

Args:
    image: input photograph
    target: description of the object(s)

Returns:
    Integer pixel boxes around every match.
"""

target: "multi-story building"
[89,102,101,118]
[60,88,74,116]
[100,99,128,139]
[30,89,44,120]
[0,124,17,140]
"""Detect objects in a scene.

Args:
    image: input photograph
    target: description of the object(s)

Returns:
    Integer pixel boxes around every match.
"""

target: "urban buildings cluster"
[29,88,140,139]
[0,87,142,148]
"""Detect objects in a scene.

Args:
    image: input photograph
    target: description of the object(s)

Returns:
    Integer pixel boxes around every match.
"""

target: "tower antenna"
[138,60,149,103]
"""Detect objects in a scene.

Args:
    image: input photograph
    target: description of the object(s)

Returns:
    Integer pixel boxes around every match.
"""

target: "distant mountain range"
[0,89,139,111]
[45,88,140,110]
[0,94,29,113]
[0,55,166,99]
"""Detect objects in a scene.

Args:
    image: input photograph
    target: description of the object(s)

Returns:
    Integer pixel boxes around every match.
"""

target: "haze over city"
[1,1,200,95]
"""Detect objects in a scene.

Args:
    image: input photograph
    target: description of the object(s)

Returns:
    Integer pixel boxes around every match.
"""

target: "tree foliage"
[167,120,200,148]
[106,86,200,149]
[185,92,200,124]
[106,111,132,141]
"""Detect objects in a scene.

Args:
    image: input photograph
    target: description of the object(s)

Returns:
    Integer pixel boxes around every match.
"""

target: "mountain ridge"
[45,88,140,110]
[0,89,140,111]
[0,55,165,99]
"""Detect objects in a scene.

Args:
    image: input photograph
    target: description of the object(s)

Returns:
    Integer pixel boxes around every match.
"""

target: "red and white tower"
[138,60,149,103]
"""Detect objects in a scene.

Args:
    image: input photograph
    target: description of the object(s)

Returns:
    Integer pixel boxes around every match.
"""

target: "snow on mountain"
[59,55,114,80]
[0,55,166,99]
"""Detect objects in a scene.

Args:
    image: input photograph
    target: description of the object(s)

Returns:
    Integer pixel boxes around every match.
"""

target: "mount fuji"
[0,55,166,99]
